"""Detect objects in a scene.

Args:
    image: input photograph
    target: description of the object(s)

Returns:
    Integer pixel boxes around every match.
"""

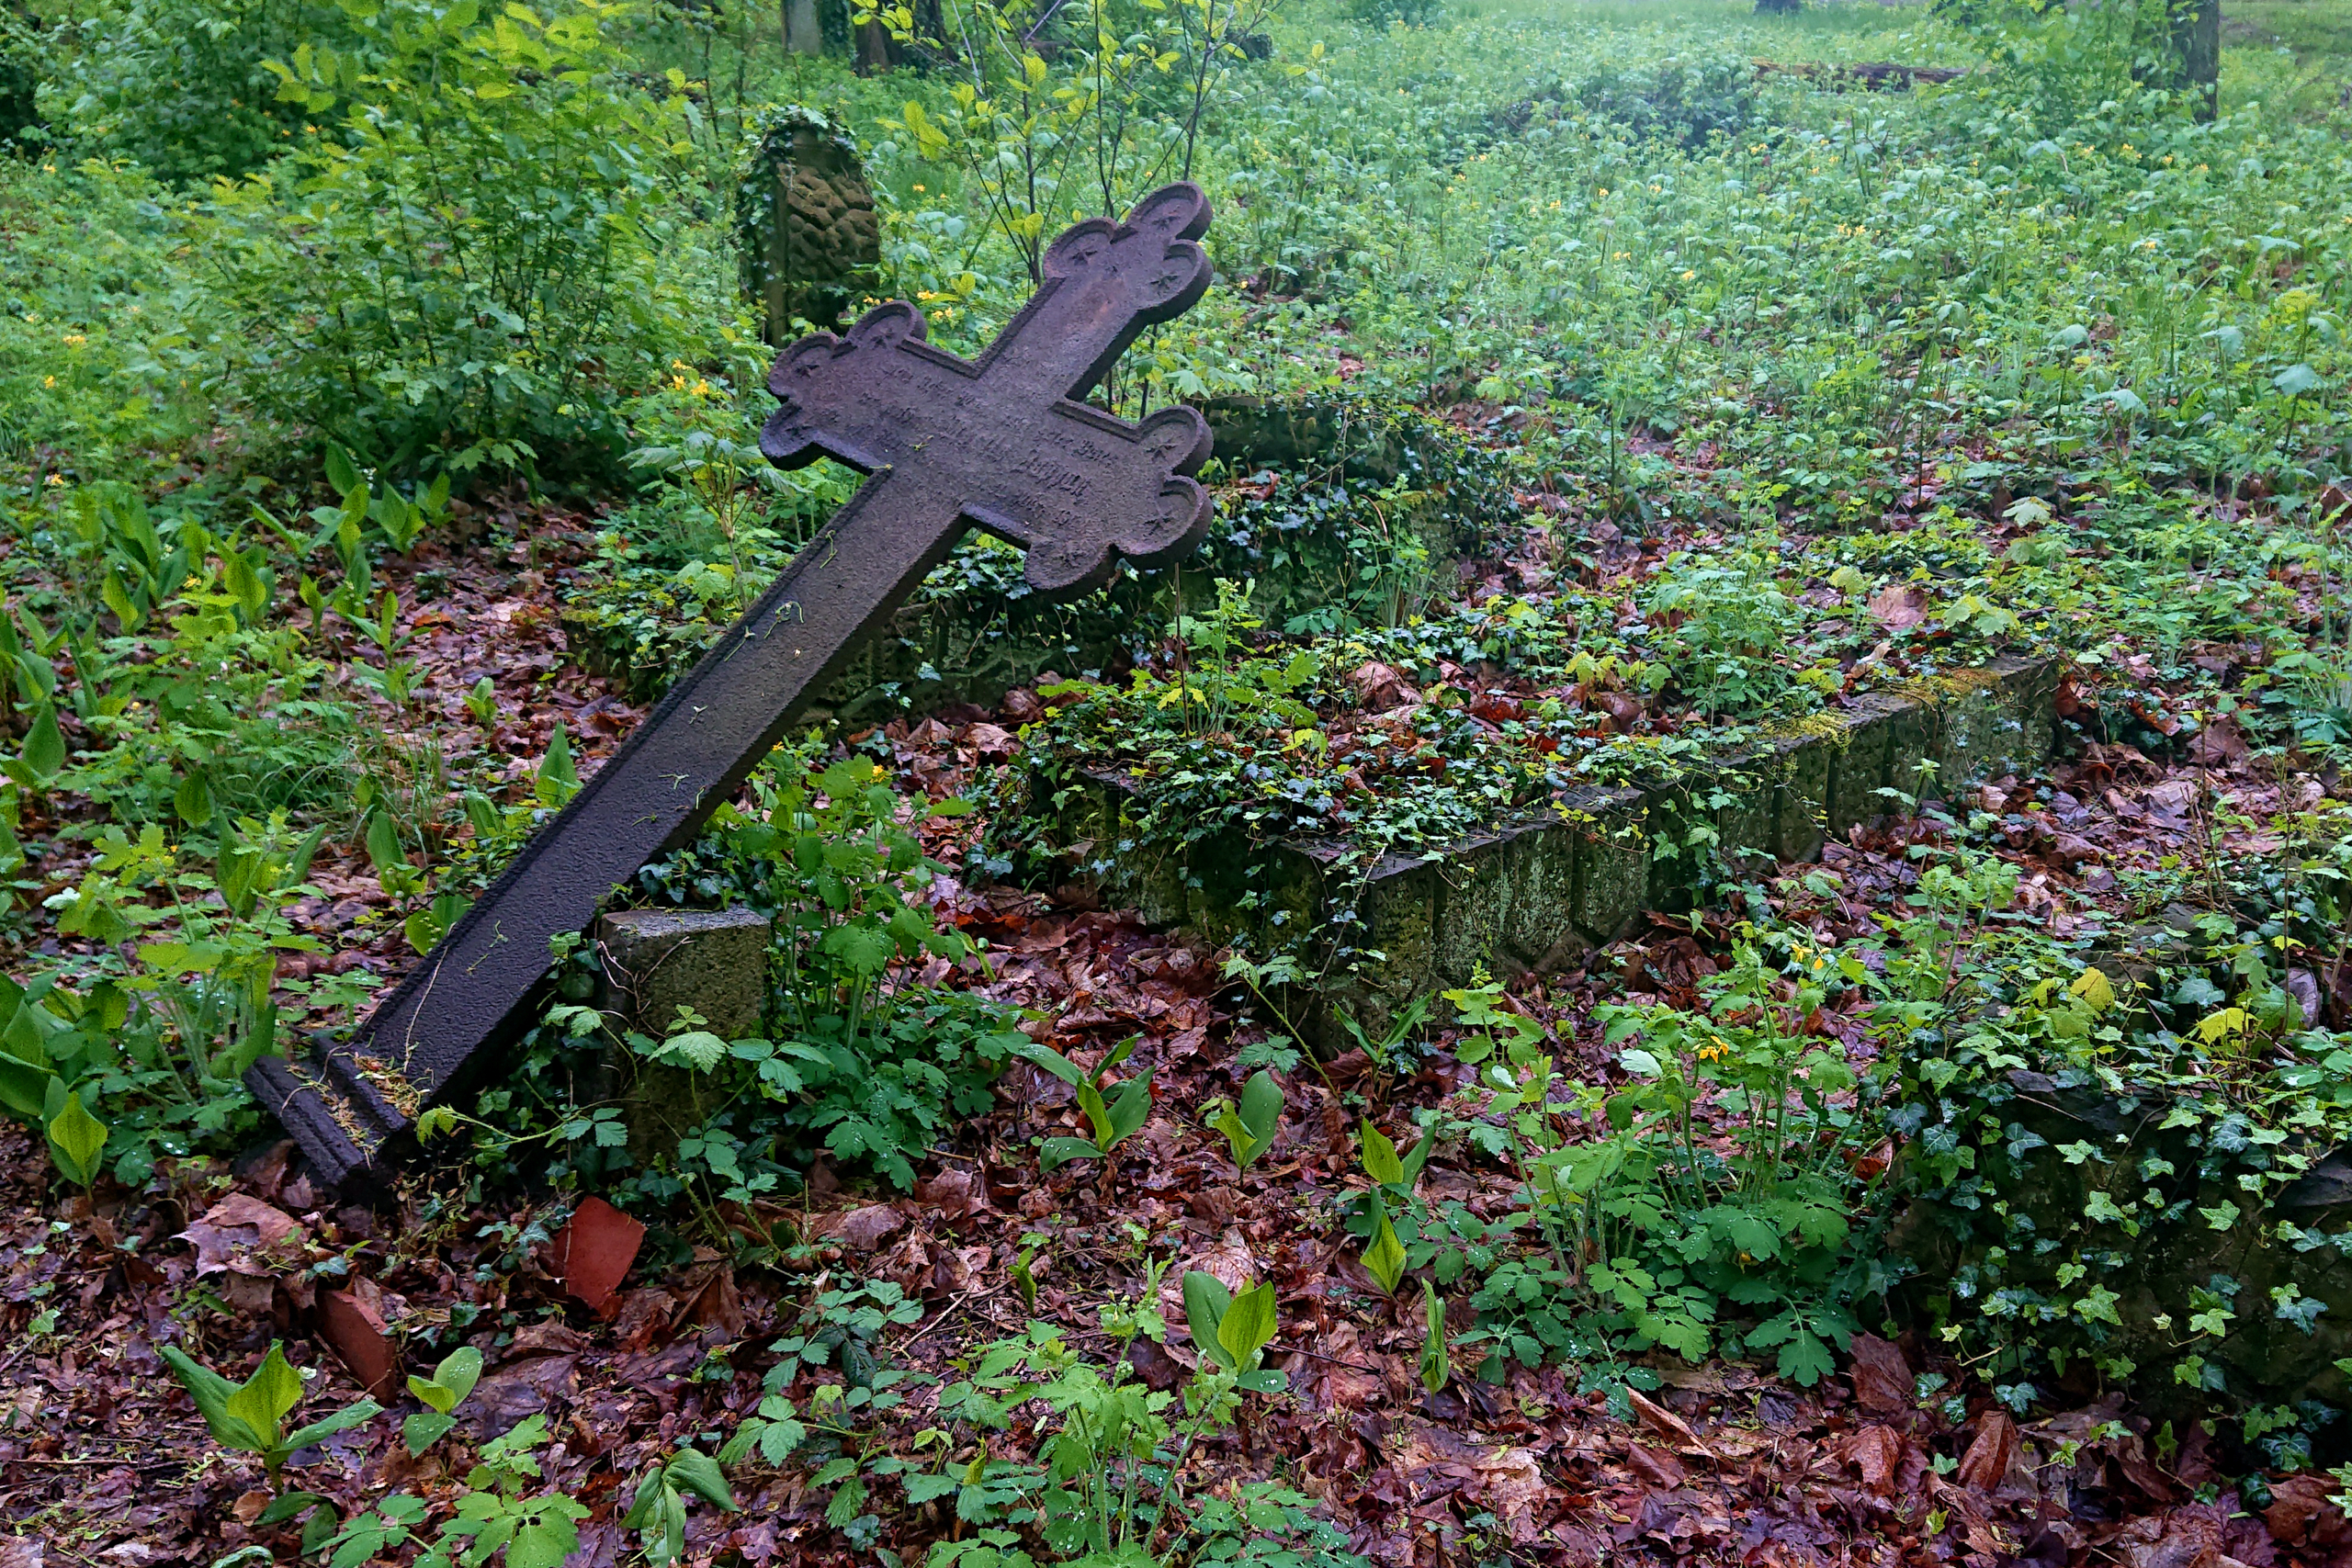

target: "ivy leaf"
[2068,966,2116,1011]
[2174,975,2226,1010]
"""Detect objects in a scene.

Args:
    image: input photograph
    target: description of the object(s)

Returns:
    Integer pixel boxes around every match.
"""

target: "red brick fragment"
[552,1197,646,1313]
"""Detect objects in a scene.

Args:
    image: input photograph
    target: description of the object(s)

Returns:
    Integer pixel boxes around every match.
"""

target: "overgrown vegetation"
[5,0,2352,1558]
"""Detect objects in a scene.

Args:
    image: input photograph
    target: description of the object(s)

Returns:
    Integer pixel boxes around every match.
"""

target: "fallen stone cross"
[251,182,1220,1193]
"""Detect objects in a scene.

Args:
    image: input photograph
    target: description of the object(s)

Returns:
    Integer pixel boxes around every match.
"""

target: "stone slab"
[600,906,774,1162]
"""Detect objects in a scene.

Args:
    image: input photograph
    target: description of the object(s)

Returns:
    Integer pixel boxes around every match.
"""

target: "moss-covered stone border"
[1043,655,2060,1045]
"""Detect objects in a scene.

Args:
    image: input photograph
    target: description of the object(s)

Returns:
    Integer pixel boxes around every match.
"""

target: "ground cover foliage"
[2,0,2352,1561]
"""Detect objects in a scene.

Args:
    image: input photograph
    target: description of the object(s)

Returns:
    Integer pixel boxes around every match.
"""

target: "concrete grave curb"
[1041,653,2062,1047]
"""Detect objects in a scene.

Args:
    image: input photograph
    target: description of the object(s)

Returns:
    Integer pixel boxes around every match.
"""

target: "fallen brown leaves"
[6,482,2352,1568]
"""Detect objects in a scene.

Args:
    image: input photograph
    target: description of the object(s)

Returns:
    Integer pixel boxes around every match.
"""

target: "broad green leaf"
[0,1056,49,1120]
[101,570,144,632]
[46,1091,107,1187]
[20,704,63,782]
[324,445,363,496]
[536,724,579,807]
[402,908,442,956]
[282,1399,381,1451]
[1074,1079,1113,1147]
[258,1490,328,1526]
[1399,1130,1433,1187]
[1208,1105,1254,1164]
[1182,1270,1233,1371]
[402,1410,457,1456]
[1359,1119,1405,1186]
[1103,1071,1152,1145]
[224,1344,305,1450]
[620,1470,666,1529]
[13,650,51,703]
[1420,1280,1450,1394]
[1009,1038,1087,1088]
[363,810,407,874]
[0,1001,46,1068]
[1238,1069,1282,1144]
[433,1345,482,1406]
[664,1449,737,1510]
[1037,1136,1102,1172]
[408,1345,481,1414]
[1363,1200,1408,1295]
[159,1345,269,1454]
[1218,1280,1278,1371]
[286,821,331,886]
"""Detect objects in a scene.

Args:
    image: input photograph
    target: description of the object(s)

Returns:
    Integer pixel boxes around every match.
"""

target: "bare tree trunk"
[2173,0,2220,122]
[854,16,895,73]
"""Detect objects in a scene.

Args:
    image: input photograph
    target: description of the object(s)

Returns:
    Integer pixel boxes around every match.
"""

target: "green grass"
[2225,0,2352,118]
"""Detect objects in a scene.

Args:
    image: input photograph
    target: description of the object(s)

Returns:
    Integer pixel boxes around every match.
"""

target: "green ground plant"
[4,0,2352,1549]
[322,1414,590,1568]
[450,750,1023,1217]
[159,1341,382,1485]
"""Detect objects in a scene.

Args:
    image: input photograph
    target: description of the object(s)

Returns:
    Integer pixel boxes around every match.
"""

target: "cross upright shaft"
[249,184,1219,1190]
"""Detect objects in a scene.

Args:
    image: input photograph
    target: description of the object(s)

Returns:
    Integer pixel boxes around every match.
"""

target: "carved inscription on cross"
[250,184,1219,1190]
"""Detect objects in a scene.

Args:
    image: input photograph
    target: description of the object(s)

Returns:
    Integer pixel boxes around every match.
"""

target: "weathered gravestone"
[249,183,1221,1194]
[735,107,880,342]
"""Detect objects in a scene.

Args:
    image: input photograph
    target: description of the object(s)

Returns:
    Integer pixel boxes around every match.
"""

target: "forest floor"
[5,468,2346,1568]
